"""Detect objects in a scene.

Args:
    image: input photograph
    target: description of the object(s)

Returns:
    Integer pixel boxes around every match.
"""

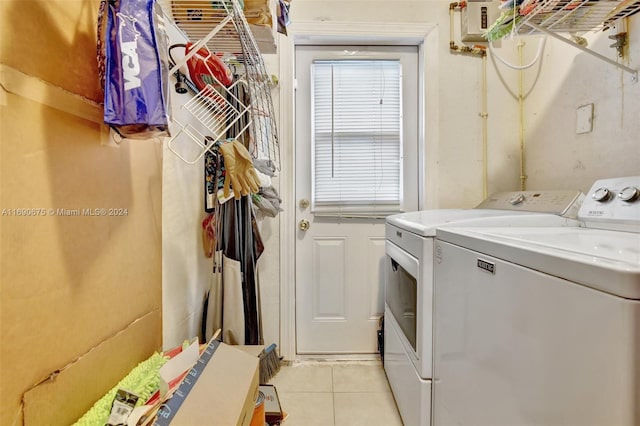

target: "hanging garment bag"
[218,196,264,345]
[221,254,245,345]
[102,0,171,139]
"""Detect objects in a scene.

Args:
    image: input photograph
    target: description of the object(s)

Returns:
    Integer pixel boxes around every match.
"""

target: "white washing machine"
[384,190,584,426]
[433,176,640,426]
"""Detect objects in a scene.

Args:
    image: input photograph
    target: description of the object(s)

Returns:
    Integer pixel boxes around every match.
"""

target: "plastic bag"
[103,0,171,139]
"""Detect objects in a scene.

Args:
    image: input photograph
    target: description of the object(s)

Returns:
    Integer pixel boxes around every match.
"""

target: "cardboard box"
[155,342,259,426]
[259,384,284,425]
[235,345,265,358]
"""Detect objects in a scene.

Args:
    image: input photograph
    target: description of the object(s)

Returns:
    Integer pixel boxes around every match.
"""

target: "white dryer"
[433,176,640,426]
[384,190,584,426]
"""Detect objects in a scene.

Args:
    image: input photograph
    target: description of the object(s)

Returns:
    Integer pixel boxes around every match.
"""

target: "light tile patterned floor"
[268,362,403,426]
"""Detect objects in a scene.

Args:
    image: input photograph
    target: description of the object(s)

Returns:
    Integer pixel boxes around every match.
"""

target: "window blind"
[311,60,403,216]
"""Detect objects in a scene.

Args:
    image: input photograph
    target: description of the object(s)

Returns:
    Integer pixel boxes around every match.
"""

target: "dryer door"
[385,240,418,352]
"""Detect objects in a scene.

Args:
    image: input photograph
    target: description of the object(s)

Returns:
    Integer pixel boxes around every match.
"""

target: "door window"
[311,60,403,216]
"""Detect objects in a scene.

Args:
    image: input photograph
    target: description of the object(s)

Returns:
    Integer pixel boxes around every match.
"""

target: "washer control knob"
[509,193,525,205]
[592,187,612,202]
[618,186,640,202]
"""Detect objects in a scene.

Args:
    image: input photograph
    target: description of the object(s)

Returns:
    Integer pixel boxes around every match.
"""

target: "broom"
[259,343,281,384]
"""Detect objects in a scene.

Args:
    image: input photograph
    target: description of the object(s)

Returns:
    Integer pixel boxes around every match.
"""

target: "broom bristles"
[259,343,281,384]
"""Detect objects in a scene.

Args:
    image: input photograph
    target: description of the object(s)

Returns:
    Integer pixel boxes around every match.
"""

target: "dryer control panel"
[580,176,640,231]
[475,190,584,217]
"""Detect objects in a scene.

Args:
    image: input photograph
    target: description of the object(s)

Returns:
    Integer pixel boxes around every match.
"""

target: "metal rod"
[525,22,638,80]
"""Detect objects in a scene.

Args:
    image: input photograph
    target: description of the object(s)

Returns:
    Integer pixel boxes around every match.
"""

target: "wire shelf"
[168,83,251,164]
[167,0,275,54]
[162,0,280,169]
[224,0,280,169]
[507,0,640,35]
[485,0,639,78]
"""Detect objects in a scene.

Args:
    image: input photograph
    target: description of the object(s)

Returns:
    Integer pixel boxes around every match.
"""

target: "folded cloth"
[253,195,278,218]
[253,158,277,177]
[261,186,282,207]
[255,169,272,188]
[253,186,283,217]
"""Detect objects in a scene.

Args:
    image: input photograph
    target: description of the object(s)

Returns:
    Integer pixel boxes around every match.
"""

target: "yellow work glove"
[219,140,242,199]
[232,140,261,195]
[219,140,261,199]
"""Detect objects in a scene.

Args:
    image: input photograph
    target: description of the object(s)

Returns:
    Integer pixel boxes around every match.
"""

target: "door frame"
[279,21,440,360]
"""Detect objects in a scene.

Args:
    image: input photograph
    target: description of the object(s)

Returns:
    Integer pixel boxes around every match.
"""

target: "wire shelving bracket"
[525,21,638,81]
[489,0,639,80]
[162,0,281,169]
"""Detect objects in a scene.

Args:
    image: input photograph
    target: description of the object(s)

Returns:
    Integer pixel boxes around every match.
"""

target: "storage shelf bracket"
[524,22,638,82]
[608,32,627,58]
[162,0,280,168]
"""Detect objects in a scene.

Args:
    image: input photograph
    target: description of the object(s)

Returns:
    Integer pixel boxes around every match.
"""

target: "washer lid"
[437,227,640,299]
[386,209,524,236]
[386,190,584,237]
[385,210,576,237]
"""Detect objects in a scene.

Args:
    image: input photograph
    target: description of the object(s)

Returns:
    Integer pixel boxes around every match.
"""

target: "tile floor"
[267,362,403,426]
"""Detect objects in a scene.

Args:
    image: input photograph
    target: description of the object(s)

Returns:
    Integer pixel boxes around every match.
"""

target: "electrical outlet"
[576,103,593,134]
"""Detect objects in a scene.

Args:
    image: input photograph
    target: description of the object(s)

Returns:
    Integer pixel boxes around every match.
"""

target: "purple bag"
[103,0,171,139]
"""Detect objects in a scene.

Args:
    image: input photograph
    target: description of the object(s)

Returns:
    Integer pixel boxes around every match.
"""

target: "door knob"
[298,219,310,231]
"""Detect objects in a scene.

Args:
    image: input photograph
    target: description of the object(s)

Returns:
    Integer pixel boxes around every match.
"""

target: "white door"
[295,45,419,354]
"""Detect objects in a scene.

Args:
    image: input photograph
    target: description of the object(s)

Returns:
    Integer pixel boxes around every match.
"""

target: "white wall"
[522,16,640,193]
[162,23,282,349]
[289,0,524,208]
[162,137,211,349]
[161,30,211,348]
[283,3,640,202]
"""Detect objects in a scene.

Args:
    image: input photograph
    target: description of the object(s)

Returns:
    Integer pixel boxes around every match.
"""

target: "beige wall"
[523,17,640,192]
[288,0,640,200]
[287,0,524,209]
[0,0,103,103]
[0,1,163,424]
